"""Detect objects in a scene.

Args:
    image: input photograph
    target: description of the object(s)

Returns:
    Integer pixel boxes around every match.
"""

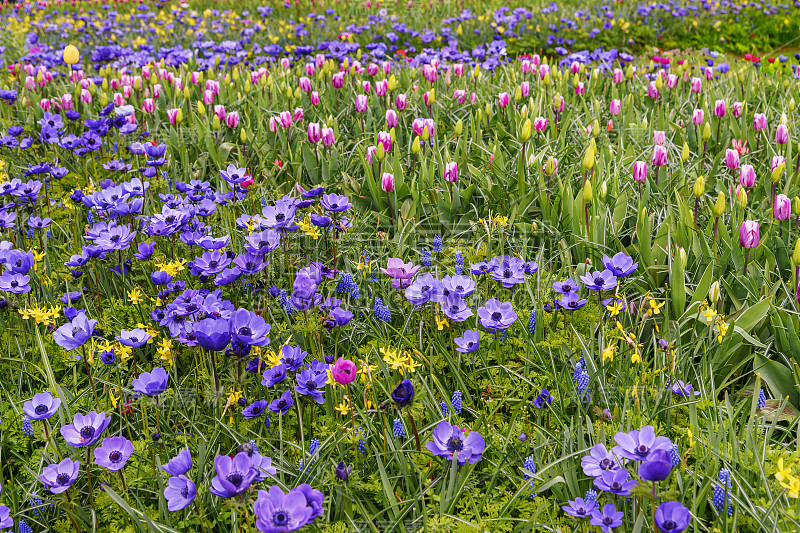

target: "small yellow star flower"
[602,345,617,362]
[435,314,449,330]
[128,286,144,304]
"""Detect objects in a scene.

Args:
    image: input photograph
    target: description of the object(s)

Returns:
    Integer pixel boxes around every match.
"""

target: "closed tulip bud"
[582,147,595,171]
[454,119,463,137]
[737,69,745,83]
[771,161,785,183]
[655,71,663,91]
[421,126,430,142]
[63,44,80,65]
[388,75,397,92]
[678,247,687,269]
[709,280,721,304]
[514,86,522,102]
[600,180,608,199]
[412,136,421,154]
[794,196,800,216]
[592,119,600,138]
[693,176,705,198]
[737,187,748,209]
[381,172,395,192]
[183,86,190,99]
[260,75,267,87]
[739,220,760,248]
[774,194,791,220]
[99,92,108,106]
[375,142,385,162]
[583,179,593,203]
[681,142,690,163]
[390,127,396,143]
[244,80,251,94]
[484,102,492,117]
[713,191,726,217]
[444,161,458,183]
[543,71,551,86]
[212,114,221,131]
[520,119,531,143]
[197,101,205,115]
[702,122,712,141]
[428,87,435,103]
[520,104,528,119]
[791,98,797,113]
[240,128,247,143]
[793,238,800,265]
[625,64,634,80]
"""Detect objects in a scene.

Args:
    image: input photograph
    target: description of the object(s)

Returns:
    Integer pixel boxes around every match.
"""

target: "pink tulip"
[376,79,388,97]
[724,149,740,170]
[361,81,371,94]
[321,127,335,147]
[383,61,391,75]
[269,117,278,133]
[666,73,678,89]
[381,172,395,192]
[444,161,458,183]
[61,94,73,110]
[534,117,548,132]
[453,63,465,76]
[774,194,791,220]
[365,145,377,164]
[652,145,667,167]
[203,90,214,105]
[520,81,530,98]
[299,77,312,92]
[539,64,549,81]
[753,113,767,131]
[771,155,786,172]
[575,82,586,96]
[315,54,325,69]
[775,124,789,145]
[355,94,368,113]
[521,59,531,73]
[305,63,315,77]
[214,105,226,121]
[553,95,565,113]
[385,109,398,128]
[739,220,759,248]
[152,84,162,99]
[498,92,510,108]
[647,81,659,99]
[612,68,623,83]
[412,118,425,137]
[424,118,436,138]
[609,99,621,115]
[293,107,304,123]
[377,131,392,153]
[310,91,320,105]
[39,98,50,110]
[332,72,345,89]
[732,102,743,118]
[280,111,293,128]
[454,89,466,104]
[396,93,407,110]
[740,164,756,187]
[422,64,437,83]
[705,67,714,80]
[423,91,433,107]
[280,57,290,70]
[167,108,180,125]
[225,111,240,128]
[633,161,647,182]
[714,99,726,118]
[654,131,667,146]
[692,109,704,126]
[80,89,92,104]
[307,122,321,143]
[25,76,35,91]
[123,86,132,99]
[570,61,580,74]
[142,98,154,113]
[691,77,702,93]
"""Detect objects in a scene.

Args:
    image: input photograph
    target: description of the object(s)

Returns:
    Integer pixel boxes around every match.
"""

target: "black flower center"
[227,472,243,487]
[110,451,122,463]
[250,405,261,414]
[600,458,613,470]
[664,520,676,530]
[636,444,649,456]
[275,213,285,221]
[35,404,47,415]
[238,326,252,337]
[273,510,289,526]
[594,277,604,285]
[491,311,502,320]
[80,426,96,440]
[56,473,71,485]
[446,436,464,452]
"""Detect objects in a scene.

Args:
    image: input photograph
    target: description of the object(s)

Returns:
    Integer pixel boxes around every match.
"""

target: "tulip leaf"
[754,352,799,407]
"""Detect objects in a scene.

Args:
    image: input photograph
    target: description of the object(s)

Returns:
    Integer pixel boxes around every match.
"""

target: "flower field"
[2,0,800,532]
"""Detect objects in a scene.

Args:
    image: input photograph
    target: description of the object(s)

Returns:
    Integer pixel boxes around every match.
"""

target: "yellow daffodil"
[602,345,617,362]
[645,297,665,317]
[435,314,449,330]
[605,299,624,318]
[128,286,144,304]
[701,305,718,323]
[335,397,351,415]
[716,319,729,343]
[776,459,800,498]
[19,305,60,326]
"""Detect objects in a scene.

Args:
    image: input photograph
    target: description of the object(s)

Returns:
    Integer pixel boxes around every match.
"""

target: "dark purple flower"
[261,364,288,387]
[116,328,151,348]
[562,496,598,519]
[639,449,673,482]
[242,400,269,418]
[229,308,272,347]
[556,292,588,310]
[194,317,231,352]
[655,501,691,533]
[295,368,328,404]
[209,452,258,498]
[269,389,294,414]
[320,193,352,212]
[39,458,80,494]
[454,329,480,353]
[60,411,110,448]
[552,278,579,294]
[668,380,701,397]
[426,420,485,464]
[391,379,414,406]
[94,436,133,471]
[335,461,351,481]
[252,485,313,532]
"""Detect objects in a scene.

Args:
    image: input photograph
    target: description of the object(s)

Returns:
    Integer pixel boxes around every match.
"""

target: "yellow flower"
[116,344,133,363]
[335,397,351,415]
[109,388,120,409]
[645,298,665,317]
[776,459,800,498]
[605,299,624,318]
[687,429,695,447]
[19,305,60,326]
[380,346,420,375]
[602,345,616,362]
[435,314,449,330]
[128,286,144,304]
[157,338,175,366]
[715,319,729,343]
[701,305,718,323]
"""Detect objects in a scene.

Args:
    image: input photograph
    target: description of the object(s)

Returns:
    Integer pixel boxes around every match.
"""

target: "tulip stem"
[743,249,749,276]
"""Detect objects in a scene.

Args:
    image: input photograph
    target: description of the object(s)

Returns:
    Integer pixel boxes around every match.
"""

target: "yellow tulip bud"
[692,176,705,198]
[678,247,687,269]
[412,136,421,154]
[681,142,690,163]
[793,196,800,216]
[240,128,247,143]
[737,188,748,209]
[592,119,600,138]
[196,101,205,115]
[388,75,397,92]
[600,180,608,199]
[771,162,786,183]
[543,72,551,86]
[793,239,800,266]
[175,108,183,124]
[212,114,221,131]
[244,81,251,94]
[582,147,595,171]
[421,126,430,142]
[709,281,721,304]
[454,119,463,137]
[99,92,108,106]
[63,44,80,65]
[375,142,385,162]
[791,98,797,113]
[520,104,528,119]
[713,191,725,217]
[655,72,663,91]
[514,86,522,102]
[582,179,593,203]
[232,67,240,82]
[545,156,556,177]
[390,127,396,143]
[484,102,492,117]
[702,122,712,141]
[456,24,463,36]
[625,64,634,80]
[520,118,531,143]
[183,86,190,99]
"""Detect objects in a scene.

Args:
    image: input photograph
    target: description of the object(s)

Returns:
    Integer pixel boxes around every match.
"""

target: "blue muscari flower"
[19,520,32,533]
[433,234,443,256]
[713,468,733,515]
[574,365,591,402]
[374,298,391,323]
[523,456,537,499]
[264,413,271,433]
[355,426,367,453]
[370,272,378,284]
[30,495,43,517]
[309,438,321,455]
[440,401,449,415]
[393,418,405,438]
[454,251,463,275]
[670,443,680,467]
[279,289,295,314]
[528,309,536,334]
[298,458,304,471]
[451,390,462,414]
[757,388,766,409]
[336,273,353,295]
[421,248,432,267]
[22,417,33,435]
[584,489,598,502]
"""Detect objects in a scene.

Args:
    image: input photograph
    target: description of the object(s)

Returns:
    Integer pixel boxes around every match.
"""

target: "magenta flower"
[738,220,759,248]
[381,258,420,289]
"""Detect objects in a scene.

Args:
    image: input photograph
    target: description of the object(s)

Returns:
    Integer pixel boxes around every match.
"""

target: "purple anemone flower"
[220,164,249,184]
[442,296,474,322]
[562,496,598,519]
[164,475,196,512]
[252,485,313,532]
[60,411,110,448]
[581,444,620,477]
[295,368,328,404]
[602,252,638,277]
[426,420,485,465]
[194,317,231,352]
[229,308,272,347]
[381,258,420,289]
[590,503,624,533]
[556,292,588,310]
[320,193,352,212]
[668,380,701,397]
[53,311,97,351]
[261,364,288,388]
[94,436,134,471]
[162,449,193,476]
[269,389,294,414]
[131,367,169,396]
[0,505,11,530]
[579,269,617,291]
[209,452,258,498]
[639,449,673,482]
[655,501,691,533]
[251,452,277,481]
[477,298,517,331]
[23,391,61,420]
[454,329,480,353]
[552,278,580,294]
[39,458,80,494]
[594,468,637,496]
[116,328,151,348]
[613,425,672,461]
[242,400,270,418]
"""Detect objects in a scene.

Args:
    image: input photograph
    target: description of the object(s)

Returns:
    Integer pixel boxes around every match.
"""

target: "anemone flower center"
[227,472,244,487]
[600,458,613,469]
[447,436,464,453]
[603,517,613,525]
[80,426,96,440]
[491,312,502,320]
[636,444,649,456]
[35,404,47,415]
[238,327,253,337]
[110,451,122,463]
[56,473,71,485]
[273,510,290,526]
[595,277,604,285]
[180,486,189,498]
[250,405,261,415]
[664,520,676,530]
